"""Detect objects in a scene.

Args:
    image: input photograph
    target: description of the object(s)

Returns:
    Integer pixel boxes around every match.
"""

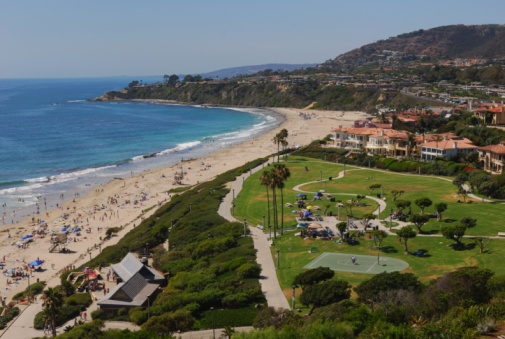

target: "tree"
[361,213,376,230]
[372,230,388,247]
[356,195,366,204]
[292,267,334,291]
[42,287,64,337]
[300,279,351,315]
[368,184,382,195]
[478,180,498,198]
[397,226,416,253]
[273,129,288,163]
[395,200,411,213]
[355,271,422,307]
[336,221,347,238]
[453,173,467,188]
[260,171,273,229]
[475,237,491,253]
[409,214,430,233]
[127,80,139,89]
[163,74,169,84]
[222,325,236,339]
[460,216,477,229]
[168,74,180,86]
[441,224,467,246]
[391,190,404,202]
[458,186,469,203]
[434,202,448,221]
[274,164,290,235]
[414,197,432,214]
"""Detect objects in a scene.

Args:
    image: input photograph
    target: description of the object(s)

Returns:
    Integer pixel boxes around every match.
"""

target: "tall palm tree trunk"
[272,187,277,239]
[280,187,284,235]
[266,186,270,227]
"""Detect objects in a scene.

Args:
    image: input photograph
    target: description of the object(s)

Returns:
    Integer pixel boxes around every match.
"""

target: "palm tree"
[260,171,273,229]
[274,164,291,235]
[379,113,389,124]
[273,129,289,163]
[43,287,64,337]
[407,133,416,157]
[391,114,400,130]
[268,170,281,239]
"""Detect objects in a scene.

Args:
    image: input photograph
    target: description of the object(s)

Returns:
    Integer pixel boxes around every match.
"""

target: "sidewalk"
[217,156,290,310]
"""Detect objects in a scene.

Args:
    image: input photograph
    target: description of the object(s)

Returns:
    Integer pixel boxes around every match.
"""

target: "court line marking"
[366,260,378,273]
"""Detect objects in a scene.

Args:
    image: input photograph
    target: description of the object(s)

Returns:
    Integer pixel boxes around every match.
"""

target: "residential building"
[478,141,505,174]
[474,104,505,125]
[332,127,412,156]
[420,136,477,161]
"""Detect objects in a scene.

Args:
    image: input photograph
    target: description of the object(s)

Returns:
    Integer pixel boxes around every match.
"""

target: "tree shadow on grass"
[380,246,398,254]
[420,229,439,235]
[452,243,476,251]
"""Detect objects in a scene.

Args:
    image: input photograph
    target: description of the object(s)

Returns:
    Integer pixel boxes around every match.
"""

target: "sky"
[1,0,505,78]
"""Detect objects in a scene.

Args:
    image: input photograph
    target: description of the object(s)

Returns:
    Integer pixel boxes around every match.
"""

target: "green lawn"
[233,157,505,308]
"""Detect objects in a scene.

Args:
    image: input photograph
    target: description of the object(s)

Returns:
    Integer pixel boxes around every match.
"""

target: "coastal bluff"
[89,90,128,102]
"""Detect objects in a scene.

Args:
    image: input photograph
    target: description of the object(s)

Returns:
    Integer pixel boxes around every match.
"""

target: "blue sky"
[1,0,505,78]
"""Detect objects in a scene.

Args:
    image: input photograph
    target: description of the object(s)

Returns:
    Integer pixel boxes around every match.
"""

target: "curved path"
[218,156,290,310]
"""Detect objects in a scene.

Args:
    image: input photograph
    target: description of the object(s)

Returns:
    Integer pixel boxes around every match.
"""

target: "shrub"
[129,310,148,325]
[12,281,45,300]
[222,293,249,308]
[65,293,92,307]
[236,263,261,279]
[91,309,105,320]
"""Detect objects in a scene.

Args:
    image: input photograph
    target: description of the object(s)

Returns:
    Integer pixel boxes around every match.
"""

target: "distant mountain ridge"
[335,24,505,62]
[197,63,318,79]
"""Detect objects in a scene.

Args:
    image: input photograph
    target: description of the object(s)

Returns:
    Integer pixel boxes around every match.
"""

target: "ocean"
[0,77,281,223]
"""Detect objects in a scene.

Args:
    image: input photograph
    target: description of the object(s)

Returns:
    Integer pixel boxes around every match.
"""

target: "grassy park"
[233,156,505,305]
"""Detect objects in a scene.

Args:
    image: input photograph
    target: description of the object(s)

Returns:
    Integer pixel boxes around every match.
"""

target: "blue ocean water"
[0,78,280,221]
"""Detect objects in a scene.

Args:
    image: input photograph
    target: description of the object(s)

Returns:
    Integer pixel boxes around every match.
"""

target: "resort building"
[97,253,164,313]
[478,141,505,174]
[332,127,412,156]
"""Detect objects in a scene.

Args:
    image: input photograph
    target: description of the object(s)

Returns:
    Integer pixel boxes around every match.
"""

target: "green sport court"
[303,252,409,274]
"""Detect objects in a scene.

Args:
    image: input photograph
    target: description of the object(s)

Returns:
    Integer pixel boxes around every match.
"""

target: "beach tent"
[21,235,33,240]
[296,193,307,198]
[61,227,68,232]
[303,211,311,216]
[315,192,323,197]
[28,260,43,267]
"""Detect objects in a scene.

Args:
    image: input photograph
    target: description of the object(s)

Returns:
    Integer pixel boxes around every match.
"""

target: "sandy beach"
[0,107,369,302]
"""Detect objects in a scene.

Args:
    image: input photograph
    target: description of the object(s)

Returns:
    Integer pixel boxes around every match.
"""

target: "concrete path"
[218,156,291,310]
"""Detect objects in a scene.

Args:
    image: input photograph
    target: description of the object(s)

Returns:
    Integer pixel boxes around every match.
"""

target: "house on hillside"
[478,142,505,174]
[474,105,505,125]
[332,127,412,156]
[420,136,477,161]
[97,253,164,313]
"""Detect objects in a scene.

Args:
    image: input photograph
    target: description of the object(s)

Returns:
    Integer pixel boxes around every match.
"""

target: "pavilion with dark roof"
[97,253,164,312]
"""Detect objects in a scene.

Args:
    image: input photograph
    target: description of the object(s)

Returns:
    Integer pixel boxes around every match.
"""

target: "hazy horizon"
[2,0,505,78]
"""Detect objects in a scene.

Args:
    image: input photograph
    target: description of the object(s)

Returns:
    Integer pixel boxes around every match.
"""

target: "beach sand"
[0,107,368,302]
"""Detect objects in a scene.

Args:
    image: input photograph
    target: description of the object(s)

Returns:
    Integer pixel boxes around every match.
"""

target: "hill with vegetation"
[335,24,505,62]
[93,82,441,113]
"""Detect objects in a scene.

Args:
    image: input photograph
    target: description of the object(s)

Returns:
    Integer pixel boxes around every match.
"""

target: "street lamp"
[210,307,215,339]
[292,285,296,309]
[277,250,280,269]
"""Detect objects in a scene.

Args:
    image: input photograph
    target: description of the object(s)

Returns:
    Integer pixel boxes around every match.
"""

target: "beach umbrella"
[61,227,68,232]
[21,235,33,240]
[303,211,311,216]
[28,260,43,267]
[306,206,313,210]
[315,192,323,197]
[292,210,299,214]
[73,229,79,233]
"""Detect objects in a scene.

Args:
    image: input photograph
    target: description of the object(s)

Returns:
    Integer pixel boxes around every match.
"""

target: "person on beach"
[351,256,356,265]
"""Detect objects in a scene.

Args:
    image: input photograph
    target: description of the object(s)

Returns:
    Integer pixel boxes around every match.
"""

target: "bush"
[12,281,45,300]
[117,308,128,316]
[236,263,261,279]
[91,309,105,320]
[130,310,148,325]
[65,293,92,307]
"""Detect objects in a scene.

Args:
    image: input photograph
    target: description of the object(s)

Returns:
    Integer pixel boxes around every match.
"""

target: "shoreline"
[0,105,369,303]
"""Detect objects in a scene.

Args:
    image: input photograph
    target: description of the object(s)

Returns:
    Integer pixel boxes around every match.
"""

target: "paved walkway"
[218,156,290,310]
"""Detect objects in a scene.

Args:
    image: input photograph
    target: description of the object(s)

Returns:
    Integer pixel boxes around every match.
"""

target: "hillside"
[198,63,319,79]
[92,82,442,113]
[335,24,505,62]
